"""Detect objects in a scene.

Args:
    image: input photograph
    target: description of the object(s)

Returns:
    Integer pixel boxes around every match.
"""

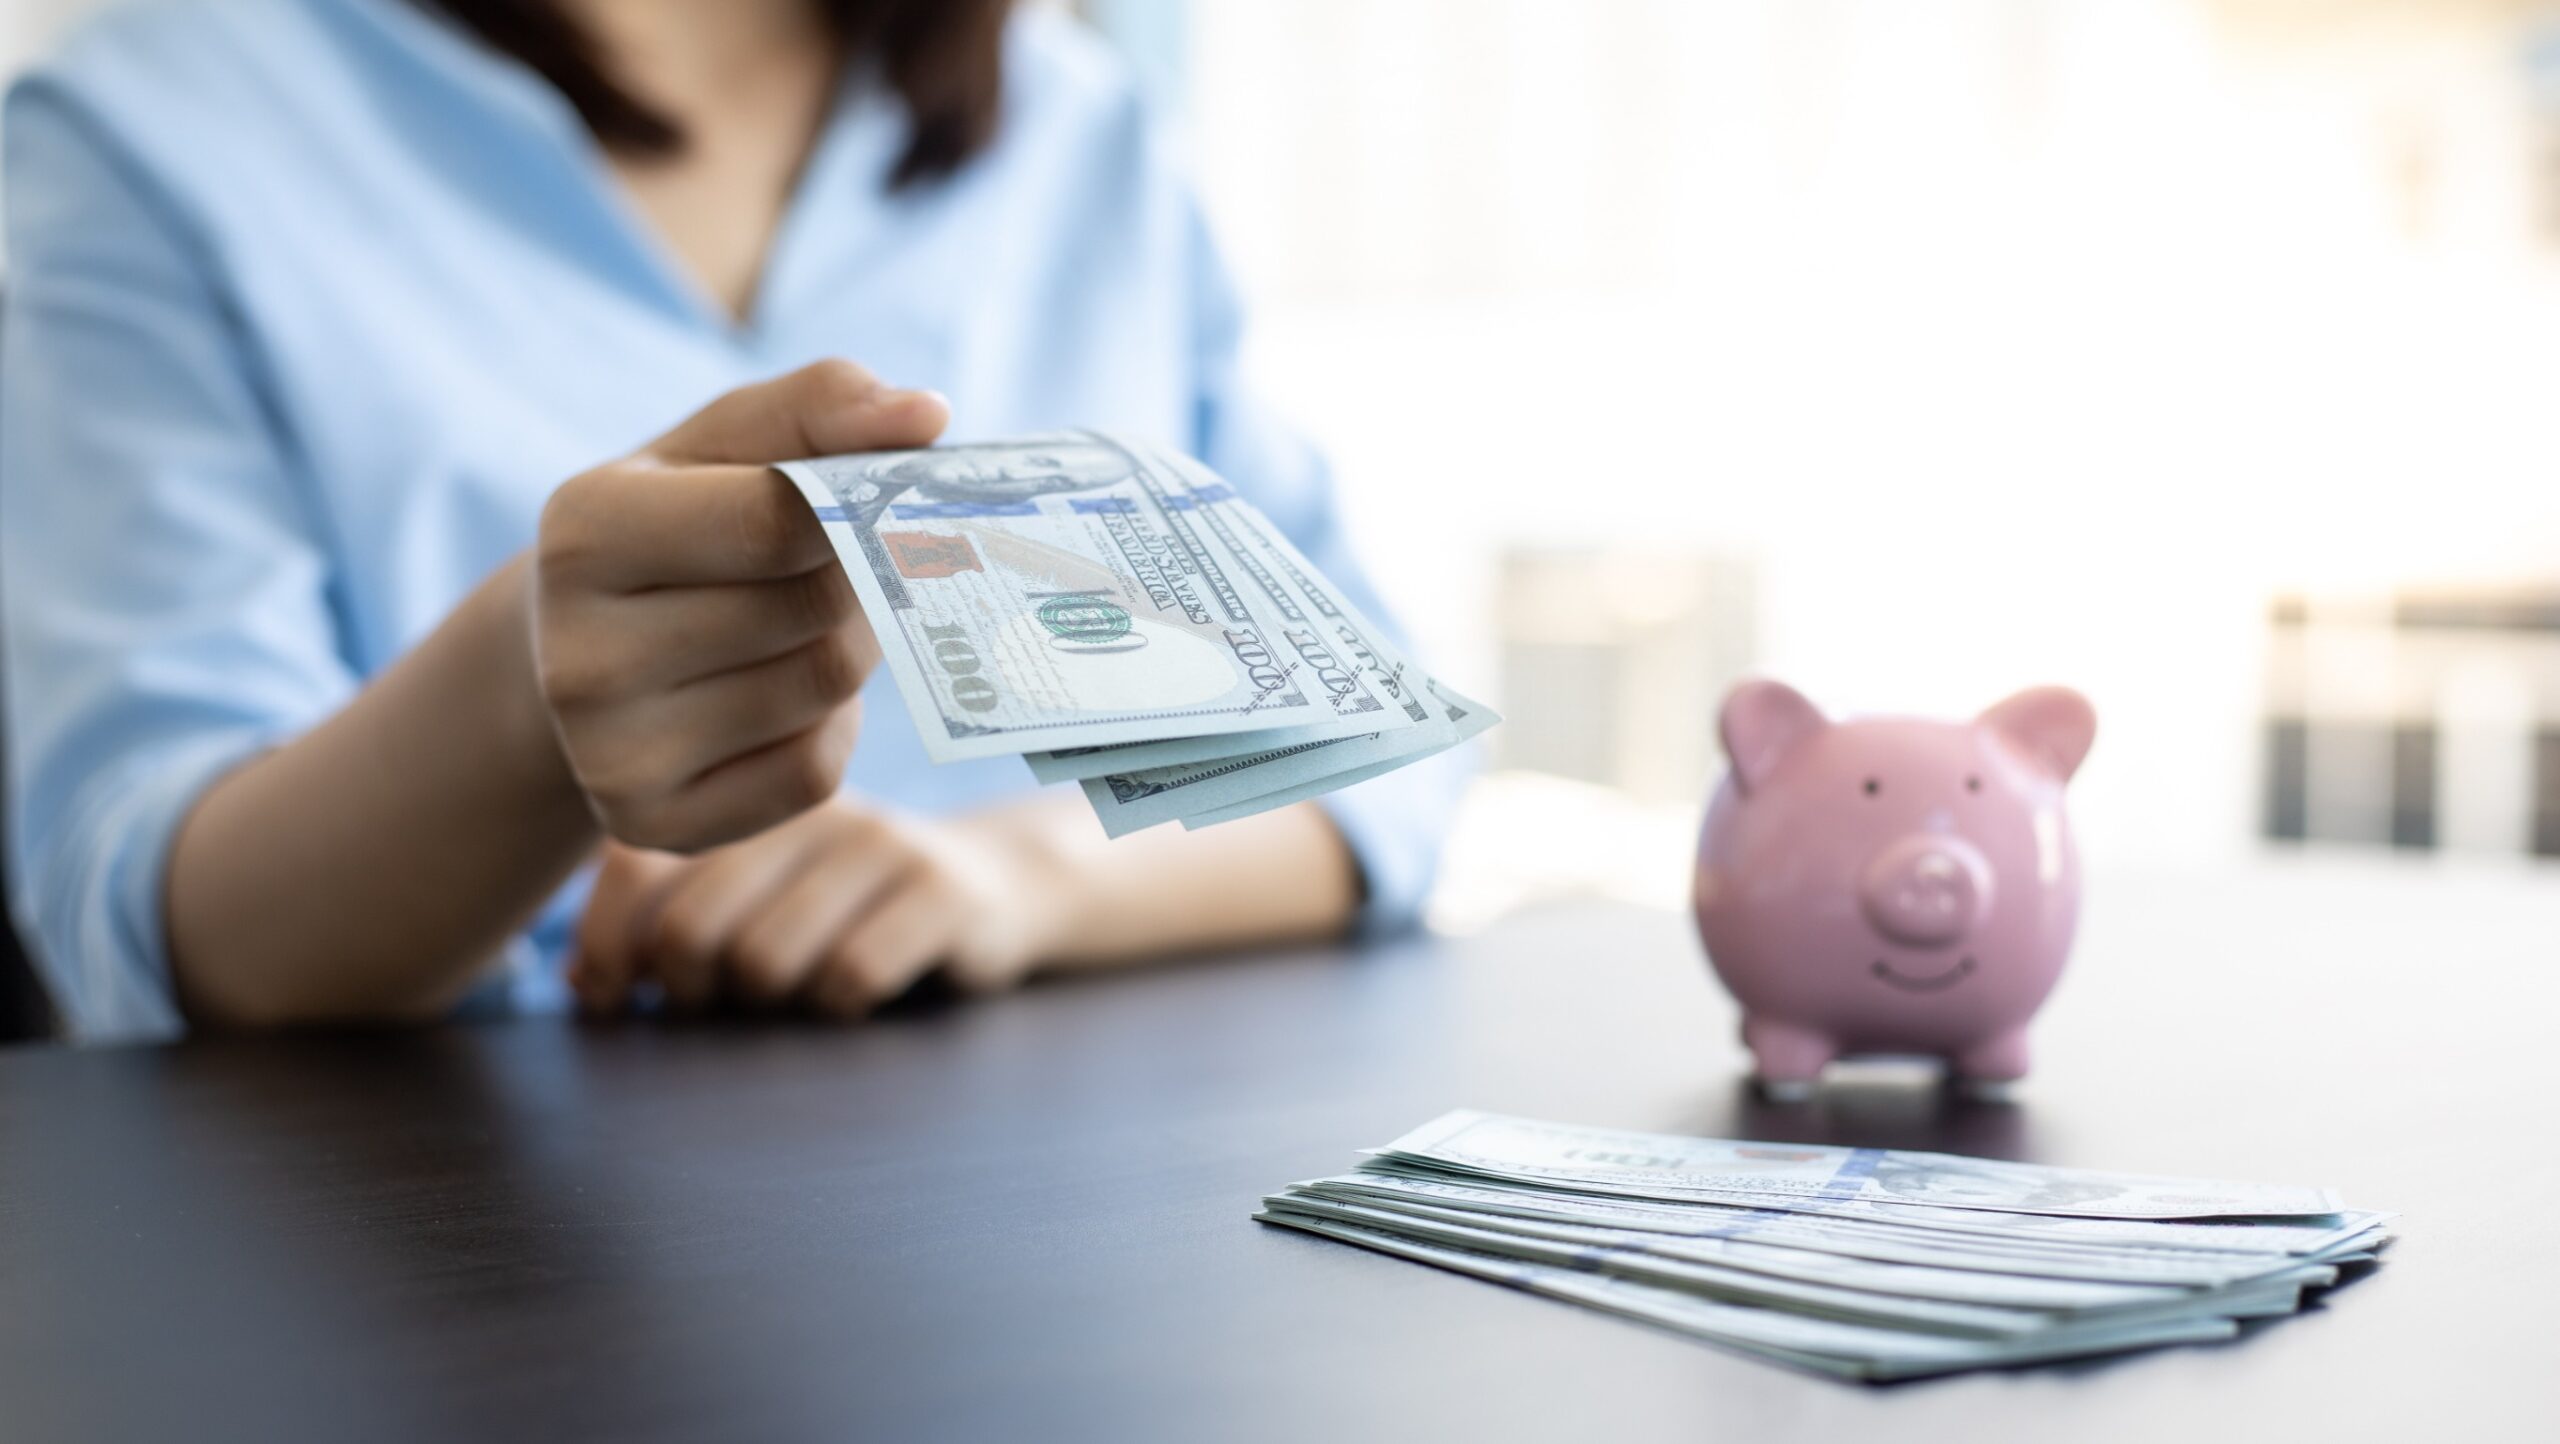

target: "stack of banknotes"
[1258,1111,2391,1381]
[780,434,1494,833]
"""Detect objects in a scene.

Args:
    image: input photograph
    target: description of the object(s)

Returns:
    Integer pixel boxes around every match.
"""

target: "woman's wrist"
[950,794,1106,968]
[967,794,1363,974]
[470,553,593,822]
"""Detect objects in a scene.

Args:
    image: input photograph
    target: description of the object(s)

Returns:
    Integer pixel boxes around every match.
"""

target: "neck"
[557,0,838,104]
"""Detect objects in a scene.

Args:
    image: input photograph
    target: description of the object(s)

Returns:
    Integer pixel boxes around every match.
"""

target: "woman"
[0,0,1462,1041]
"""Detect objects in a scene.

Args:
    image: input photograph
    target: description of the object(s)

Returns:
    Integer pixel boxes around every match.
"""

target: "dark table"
[3,857,2555,1443]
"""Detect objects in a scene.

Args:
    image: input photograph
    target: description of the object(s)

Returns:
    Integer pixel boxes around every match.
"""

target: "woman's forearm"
[163,366,954,1027]
[165,555,600,1026]
[965,792,1363,971]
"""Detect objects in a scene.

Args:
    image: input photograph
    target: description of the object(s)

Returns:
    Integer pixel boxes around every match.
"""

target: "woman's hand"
[567,799,1077,1018]
[529,361,948,852]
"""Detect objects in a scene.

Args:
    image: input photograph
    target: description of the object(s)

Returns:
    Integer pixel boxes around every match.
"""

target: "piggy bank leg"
[1742,1017,1836,1102]
[1952,1028,2030,1101]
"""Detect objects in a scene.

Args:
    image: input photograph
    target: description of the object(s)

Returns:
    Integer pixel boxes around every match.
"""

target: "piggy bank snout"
[1858,835,1994,946]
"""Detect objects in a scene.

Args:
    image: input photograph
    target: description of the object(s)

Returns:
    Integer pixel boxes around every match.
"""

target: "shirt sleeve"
[1,80,357,1042]
[1175,194,1474,936]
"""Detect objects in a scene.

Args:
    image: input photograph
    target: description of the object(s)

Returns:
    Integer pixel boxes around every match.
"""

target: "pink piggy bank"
[1693,681,2097,1100]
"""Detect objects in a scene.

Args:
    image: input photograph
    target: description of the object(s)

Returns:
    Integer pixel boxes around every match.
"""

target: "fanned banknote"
[1254,1213,2252,1382]
[1079,679,1493,839]
[1258,1111,2387,1381]
[1371,1110,2344,1219]
[777,434,1494,831]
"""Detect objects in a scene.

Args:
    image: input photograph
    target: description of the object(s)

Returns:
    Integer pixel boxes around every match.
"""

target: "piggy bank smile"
[1870,954,1977,993]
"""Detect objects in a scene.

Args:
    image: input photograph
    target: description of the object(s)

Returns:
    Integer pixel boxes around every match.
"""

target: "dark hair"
[417,0,1010,188]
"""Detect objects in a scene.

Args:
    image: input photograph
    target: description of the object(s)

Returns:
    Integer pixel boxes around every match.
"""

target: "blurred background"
[1096,0,2560,927]
[9,0,2560,930]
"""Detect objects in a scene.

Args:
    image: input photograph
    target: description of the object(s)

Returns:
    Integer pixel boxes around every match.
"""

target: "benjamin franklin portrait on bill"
[838,434,1139,529]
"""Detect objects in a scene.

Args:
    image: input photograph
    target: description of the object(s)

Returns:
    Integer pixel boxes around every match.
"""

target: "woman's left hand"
[568,798,1073,1017]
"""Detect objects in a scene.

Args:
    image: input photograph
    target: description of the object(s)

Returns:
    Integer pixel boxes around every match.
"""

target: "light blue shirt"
[1,0,1465,1043]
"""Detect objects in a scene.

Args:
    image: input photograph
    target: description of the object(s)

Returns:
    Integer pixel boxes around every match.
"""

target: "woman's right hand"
[528,361,948,853]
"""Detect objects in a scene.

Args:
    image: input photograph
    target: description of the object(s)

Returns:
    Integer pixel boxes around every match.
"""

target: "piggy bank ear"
[1979,686,2097,782]
[1720,680,1828,795]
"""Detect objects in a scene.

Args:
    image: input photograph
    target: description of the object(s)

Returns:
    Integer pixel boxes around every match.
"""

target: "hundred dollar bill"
[1023,717,1362,785]
[1306,1175,2264,1285]
[1254,1212,2246,1381]
[1178,680,1498,830]
[1275,1193,2338,1333]
[1328,1169,2389,1283]
[1272,1189,2344,1324]
[777,434,1412,763]
[1265,1113,2383,1379]
[1079,678,1487,838]
[1294,1175,2287,1288]
[1266,1194,2124,1334]
[1023,459,1445,784]
[1372,1111,2344,1220]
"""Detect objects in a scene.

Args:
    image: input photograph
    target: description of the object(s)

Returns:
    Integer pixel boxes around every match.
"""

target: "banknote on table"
[1289,1175,2323,1290]
[1322,1168,2389,1285]
[1370,1109,2345,1219]
[777,433,1494,831]
[1258,1110,2388,1381]
[1254,1214,2249,1382]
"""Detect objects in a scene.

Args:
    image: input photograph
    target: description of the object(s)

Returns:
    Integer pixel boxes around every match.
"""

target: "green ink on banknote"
[1036,594,1133,644]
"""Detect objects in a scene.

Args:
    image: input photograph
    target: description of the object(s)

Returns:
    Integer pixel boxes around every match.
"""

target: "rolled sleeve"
[1177,194,1473,934]
[24,730,283,1041]
[2,81,355,1042]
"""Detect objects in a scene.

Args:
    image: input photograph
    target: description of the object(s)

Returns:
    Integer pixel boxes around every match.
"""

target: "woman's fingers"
[568,844,685,1013]
[544,463,851,592]
[529,361,947,854]
[565,627,874,842]
[811,873,963,1019]
[636,824,816,1011]
[621,703,863,854]
[538,565,860,699]
[583,799,1047,1023]
[723,831,911,1003]
[640,567,862,689]
[645,360,949,469]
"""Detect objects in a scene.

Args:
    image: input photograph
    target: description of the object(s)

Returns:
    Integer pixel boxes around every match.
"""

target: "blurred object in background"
[1427,546,1756,933]
[1493,548,1757,807]
[2264,585,2560,859]
[2538,14,2560,244]
[1427,772,1697,933]
[1156,0,2560,927]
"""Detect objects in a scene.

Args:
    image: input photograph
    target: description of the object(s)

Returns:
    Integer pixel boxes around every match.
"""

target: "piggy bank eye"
[1965,775,1982,792]
[1862,778,1880,797]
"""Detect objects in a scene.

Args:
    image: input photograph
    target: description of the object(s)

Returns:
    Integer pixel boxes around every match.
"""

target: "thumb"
[647,360,951,467]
